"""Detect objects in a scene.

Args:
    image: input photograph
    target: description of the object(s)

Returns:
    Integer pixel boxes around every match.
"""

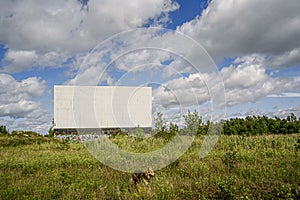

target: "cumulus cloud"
[0,0,179,73]
[1,0,299,132]
[0,0,180,132]
[267,48,300,68]
[1,49,72,73]
[67,27,218,86]
[162,57,196,78]
[0,0,85,51]
[0,100,38,118]
[0,0,178,52]
[0,74,46,103]
[229,105,300,120]
[268,93,300,98]
[153,73,209,108]
[222,55,300,106]
[266,106,300,119]
[1,50,38,72]
[177,0,300,67]
[113,49,172,73]
[0,74,51,133]
[153,55,300,109]
[0,108,51,133]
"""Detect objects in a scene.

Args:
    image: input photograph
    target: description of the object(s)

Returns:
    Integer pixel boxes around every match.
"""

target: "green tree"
[245,116,255,135]
[168,122,178,138]
[287,113,298,134]
[256,115,269,134]
[183,110,202,135]
[154,112,167,134]
[0,125,9,135]
[46,118,55,137]
[48,127,54,137]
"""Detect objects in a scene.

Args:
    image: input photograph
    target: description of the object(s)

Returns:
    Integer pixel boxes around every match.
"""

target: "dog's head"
[145,167,155,179]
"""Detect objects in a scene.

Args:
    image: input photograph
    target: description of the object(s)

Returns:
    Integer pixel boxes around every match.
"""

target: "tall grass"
[0,134,299,199]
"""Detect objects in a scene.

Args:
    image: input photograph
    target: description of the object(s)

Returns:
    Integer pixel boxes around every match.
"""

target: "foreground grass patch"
[0,134,299,199]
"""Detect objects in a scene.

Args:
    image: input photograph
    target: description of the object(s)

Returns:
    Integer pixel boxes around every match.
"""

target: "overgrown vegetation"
[1,112,300,199]
[1,133,299,199]
[152,112,300,141]
[0,126,9,135]
[0,130,56,147]
[222,113,300,135]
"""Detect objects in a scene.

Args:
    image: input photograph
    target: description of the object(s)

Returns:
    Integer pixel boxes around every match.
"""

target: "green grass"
[0,134,299,199]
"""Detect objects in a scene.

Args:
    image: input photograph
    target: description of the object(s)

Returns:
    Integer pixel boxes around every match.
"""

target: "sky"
[0,0,299,134]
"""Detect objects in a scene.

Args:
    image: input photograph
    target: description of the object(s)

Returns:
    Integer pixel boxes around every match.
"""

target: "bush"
[295,138,300,152]
[271,184,297,200]
[153,112,177,140]
[0,126,9,135]
[222,150,239,172]
[183,110,202,135]
[216,177,237,199]
[11,130,42,137]
[0,136,55,147]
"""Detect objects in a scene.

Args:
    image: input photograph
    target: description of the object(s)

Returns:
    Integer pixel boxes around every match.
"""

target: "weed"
[271,184,297,200]
[222,150,238,172]
[240,185,250,200]
[216,176,237,199]
[0,134,299,199]
[57,139,70,150]
[295,138,300,152]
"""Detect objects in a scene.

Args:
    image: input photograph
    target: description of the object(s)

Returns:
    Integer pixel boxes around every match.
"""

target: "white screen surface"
[54,86,152,129]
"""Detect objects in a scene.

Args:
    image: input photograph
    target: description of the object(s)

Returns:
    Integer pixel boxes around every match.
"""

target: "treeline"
[0,126,42,137]
[221,113,300,135]
[1,113,300,138]
[154,112,300,138]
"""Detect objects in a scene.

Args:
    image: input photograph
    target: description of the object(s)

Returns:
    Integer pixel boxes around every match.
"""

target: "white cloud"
[1,0,299,132]
[266,106,300,118]
[0,74,51,133]
[0,100,38,118]
[222,55,300,106]
[153,55,300,110]
[229,105,300,120]
[0,74,46,103]
[113,49,171,73]
[1,50,38,72]
[0,0,179,73]
[0,49,73,73]
[162,57,195,78]
[153,71,222,110]
[267,92,300,98]
[0,0,85,51]
[222,56,268,89]
[67,27,219,86]
[177,0,300,67]
[0,108,51,133]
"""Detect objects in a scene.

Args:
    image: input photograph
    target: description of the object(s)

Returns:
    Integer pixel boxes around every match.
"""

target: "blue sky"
[0,0,299,134]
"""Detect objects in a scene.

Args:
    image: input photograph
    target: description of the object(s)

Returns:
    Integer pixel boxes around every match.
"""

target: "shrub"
[183,110,202,135]
[271,184,296,200]
[216,177,237,199]
[222,150,238,172]
[295,138,300,152]
[0,126,9,135]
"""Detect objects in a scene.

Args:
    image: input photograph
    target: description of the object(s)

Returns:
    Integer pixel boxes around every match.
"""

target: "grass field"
[0,134,299,199]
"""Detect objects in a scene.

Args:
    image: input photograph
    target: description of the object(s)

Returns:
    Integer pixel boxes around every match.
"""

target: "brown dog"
[132,168,155,185]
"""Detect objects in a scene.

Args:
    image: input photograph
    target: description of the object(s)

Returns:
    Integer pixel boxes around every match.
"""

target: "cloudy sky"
[0,0,299,134]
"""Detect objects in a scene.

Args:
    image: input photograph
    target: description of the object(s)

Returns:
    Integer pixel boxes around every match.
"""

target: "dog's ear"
[147,167,155,177]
